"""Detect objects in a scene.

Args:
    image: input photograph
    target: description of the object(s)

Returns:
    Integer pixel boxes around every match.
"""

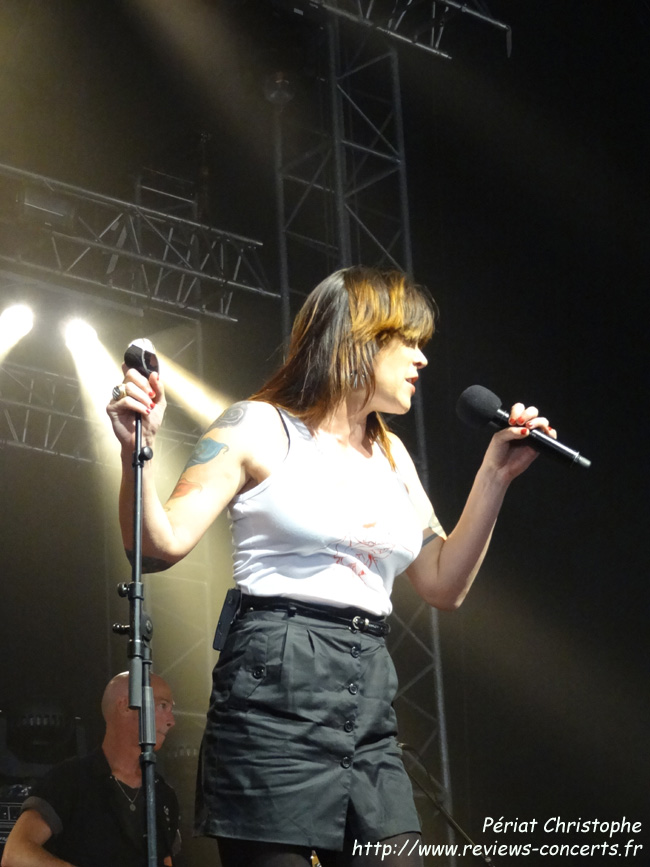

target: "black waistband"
[240,594,390,637]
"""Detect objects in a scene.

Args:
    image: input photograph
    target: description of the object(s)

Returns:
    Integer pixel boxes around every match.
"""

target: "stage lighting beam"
[158,353,228,426]
[64,318,122,463]
[64,318,99,352]
[0,304,34,361]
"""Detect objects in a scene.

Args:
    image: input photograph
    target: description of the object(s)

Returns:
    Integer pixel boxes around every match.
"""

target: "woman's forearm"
[433,462,511,608]
[118,450,180,571]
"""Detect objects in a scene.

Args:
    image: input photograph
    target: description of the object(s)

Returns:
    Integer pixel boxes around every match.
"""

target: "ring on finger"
[111,383,127,401]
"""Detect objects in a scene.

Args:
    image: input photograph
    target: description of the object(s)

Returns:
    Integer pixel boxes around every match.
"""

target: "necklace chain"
[112,776,141,811]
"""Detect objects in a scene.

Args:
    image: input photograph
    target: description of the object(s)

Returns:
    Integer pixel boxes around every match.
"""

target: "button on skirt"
[194,609,420,851]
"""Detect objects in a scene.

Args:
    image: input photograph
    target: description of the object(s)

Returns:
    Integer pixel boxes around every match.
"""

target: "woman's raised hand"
[106,364,166,450]
[483,401,556,482]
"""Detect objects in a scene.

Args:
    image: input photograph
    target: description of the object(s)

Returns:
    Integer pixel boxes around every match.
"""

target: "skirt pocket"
[228,628,270,705]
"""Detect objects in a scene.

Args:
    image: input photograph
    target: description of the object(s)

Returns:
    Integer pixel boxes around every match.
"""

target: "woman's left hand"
[483,402,556,482]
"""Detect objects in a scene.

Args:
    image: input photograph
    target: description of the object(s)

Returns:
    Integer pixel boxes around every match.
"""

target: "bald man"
[1,672,180,867]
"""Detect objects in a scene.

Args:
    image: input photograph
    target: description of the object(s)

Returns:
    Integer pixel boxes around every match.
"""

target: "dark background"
[0,1,648,864]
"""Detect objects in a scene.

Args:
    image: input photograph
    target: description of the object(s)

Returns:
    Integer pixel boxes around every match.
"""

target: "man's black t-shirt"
[20,748,180,866]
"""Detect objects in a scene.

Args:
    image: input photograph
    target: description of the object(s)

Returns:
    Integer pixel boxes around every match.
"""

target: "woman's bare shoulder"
[205,400,286,449]
[205,400,278,431]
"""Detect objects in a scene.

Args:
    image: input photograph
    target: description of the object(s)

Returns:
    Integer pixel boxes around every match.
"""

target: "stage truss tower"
[269,2,511,857]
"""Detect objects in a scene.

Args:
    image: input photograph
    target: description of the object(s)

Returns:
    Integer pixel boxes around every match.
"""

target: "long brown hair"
[251,266,436,461]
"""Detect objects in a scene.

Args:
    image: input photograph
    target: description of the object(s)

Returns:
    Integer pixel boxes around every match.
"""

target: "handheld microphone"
[124,338,159,378]
[456,384,591,469]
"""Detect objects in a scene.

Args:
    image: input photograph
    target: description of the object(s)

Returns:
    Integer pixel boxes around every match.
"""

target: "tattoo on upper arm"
[125,549,174,573]
[166,433,229,503]
[168,478,202,502]
[206,403,248,434]
[184,438,229,471]
[167,438,226,502]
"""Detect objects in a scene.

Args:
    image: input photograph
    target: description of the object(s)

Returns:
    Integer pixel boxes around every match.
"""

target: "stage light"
[264,71,295,106]
[159,353,228,426]
[1,304,34,339]
[64,318,99,350]
[0,304,34,360]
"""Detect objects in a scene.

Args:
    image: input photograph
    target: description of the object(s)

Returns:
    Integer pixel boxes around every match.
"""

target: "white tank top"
[229,409,423,616]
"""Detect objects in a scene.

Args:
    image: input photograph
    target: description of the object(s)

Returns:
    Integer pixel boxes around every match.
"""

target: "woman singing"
[107,266,553,866]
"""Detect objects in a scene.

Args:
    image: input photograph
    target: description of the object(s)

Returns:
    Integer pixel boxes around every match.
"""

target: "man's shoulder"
[155,770,176,795]
[44,747,107,779]
[20,749,106,832]
[28,748,107,802]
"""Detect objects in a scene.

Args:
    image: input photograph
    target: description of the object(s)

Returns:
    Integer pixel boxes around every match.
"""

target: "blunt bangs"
[344,268,436,350]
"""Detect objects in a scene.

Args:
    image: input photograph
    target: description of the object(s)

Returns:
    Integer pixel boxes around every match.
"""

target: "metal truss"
[0,163,247,797]
[0,163,266,858]
[272,18,414,324]
[271,1,510,312]
[274,0,511,59]
[0,162,276,323]
[0,360,201,466]
[387,582,456,846]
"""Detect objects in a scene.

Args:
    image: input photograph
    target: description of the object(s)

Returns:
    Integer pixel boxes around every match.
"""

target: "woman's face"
[368,335,428,415]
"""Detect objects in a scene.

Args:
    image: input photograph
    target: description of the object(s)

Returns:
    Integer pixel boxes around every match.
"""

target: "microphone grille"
[124,338,159,377]
[456,385,502,428]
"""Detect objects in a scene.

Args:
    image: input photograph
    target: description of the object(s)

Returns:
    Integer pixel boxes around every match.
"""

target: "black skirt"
[194,607,420,851]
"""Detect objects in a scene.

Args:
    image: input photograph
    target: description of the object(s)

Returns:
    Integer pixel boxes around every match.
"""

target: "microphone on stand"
[123,339,158,461]
[124,338,159,378]
[456,384,591,469]
[116,336,161,867]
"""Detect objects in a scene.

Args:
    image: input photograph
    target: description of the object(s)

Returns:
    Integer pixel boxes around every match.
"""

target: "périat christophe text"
[351,816,644,860]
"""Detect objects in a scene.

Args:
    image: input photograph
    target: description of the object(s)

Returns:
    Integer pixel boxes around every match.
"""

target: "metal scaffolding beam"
[273,0,511,59]
[271,20,415,306]
[0,161,271,860]
[0,162,276,323]
[0,360,201,466]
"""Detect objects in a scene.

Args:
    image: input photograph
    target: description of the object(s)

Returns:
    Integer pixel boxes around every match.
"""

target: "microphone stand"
[113,412,158,867]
